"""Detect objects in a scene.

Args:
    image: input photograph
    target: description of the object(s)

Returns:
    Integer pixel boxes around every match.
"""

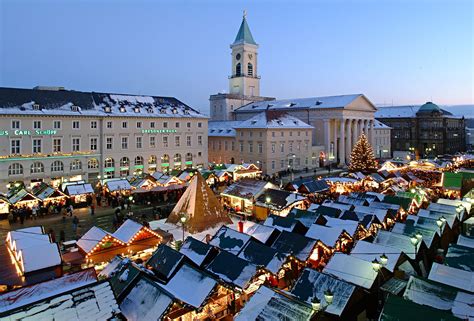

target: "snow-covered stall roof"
[8,189,38,204]
[353,205,389,222]
[404,275,474,319]
[287,208,319,229]
[271,231,317,262]
[238,239,287,274]
[104,178,132,192]
[374,230,422,260]
[429,263,474,292]
[98,256,125,279]
[162,263,217,308]
[445,244,474,272]
[19,242,62,273]
[338,195,368,206]
[235,286,313,321]
[239,221,279,245]
[322,200,353,212]
[263,214,306,233]
[351,240,402,272]
[326,177,358,184]
[64,183,94,195]
[305,224,345,247]
[418,209,457,228]
[206,250,258,290]
[32,184,66,201]
[10,233,50,253]
[179,237,215,267]
[437,198,471,216]
[222,179,274,200]
[112,219,161,244]
[77,226,122,254]
[0,268,97,314]
[320,216,359,237]
[291,268,356,316]
[427,202,463,217]
[458,235,474,249]
[146,244,185,281]
[209,226,252,253]
[256,188,306,210]
[391,221,438,248]
[323,254,378,289]
[120,276,174,321]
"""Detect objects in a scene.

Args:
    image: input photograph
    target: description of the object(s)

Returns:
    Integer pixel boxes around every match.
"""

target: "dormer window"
[147,107,154,113]
[251,121,257,125]
[172,108,178,114]
[104,106,112,113]
[293,121,299,125]
[71,105,80,112]
[33,103,41,111]
[119,106,126,113]
[289,103,296,107]
[160,108,166,114]
[316,100,323,105]
[134,107,140,113]
[184,110,190,115]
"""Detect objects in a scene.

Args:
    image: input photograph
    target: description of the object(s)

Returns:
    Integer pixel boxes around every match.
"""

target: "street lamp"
[372,259,381,272]
[180,213,187,242]
[380,253,388,266]
[410,234,421,256]
[324,290,334,305]
[436,217,446,235]
[311,297,321,312]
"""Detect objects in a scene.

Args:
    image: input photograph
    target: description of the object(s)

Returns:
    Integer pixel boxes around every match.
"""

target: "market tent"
[32,183,67,201]
[179,237,216,267]
[235,286,313,321]
[104,178,132,192]
[166,172,232,233]
[291,268,357,317]
[209,226,252,253]
[77,226,124,256]
[64,182,94,196]
[112,219,162,245]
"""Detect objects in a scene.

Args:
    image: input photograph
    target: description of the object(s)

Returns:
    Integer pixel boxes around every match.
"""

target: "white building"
[373,120,391,159]
[0,87,208,192]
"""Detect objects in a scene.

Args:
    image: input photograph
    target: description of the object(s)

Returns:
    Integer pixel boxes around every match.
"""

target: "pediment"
[345,95,377,112]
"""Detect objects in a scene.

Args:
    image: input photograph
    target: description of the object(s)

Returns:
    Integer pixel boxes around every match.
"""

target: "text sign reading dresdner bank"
[0,129,58,136]
[141,129,177,134]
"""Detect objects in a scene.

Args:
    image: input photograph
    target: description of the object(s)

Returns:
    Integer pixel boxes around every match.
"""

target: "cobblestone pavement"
[0,202,176,244]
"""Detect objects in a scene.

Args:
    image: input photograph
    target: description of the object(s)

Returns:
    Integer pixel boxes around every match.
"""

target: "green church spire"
[233,10,257,45]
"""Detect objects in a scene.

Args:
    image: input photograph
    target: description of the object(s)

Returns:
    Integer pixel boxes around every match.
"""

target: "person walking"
[72,215,79,233]
[90,203,95,216]
[59,230,65,245]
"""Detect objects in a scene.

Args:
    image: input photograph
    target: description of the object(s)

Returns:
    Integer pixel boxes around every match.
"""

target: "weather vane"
[243,9,247,18]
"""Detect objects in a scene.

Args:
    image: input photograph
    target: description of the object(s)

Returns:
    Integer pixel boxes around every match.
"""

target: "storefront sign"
[0,129,58,136]
[141,129,177,134]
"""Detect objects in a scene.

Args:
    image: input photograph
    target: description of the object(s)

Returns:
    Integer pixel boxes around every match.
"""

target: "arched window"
[30,162,44,174]
[88,158,99,169]
[148,155,157,165]
[247,63,253,76]
[8,163,23,176]
[51,160,64,172]
[134,156,143,166]
[185,153,192,162]
[174,153,182,163]
[70,159,82,171]
[236,63,241,76]
[120,157,130,167]
[104,158,114,168]
[162,154,170,163]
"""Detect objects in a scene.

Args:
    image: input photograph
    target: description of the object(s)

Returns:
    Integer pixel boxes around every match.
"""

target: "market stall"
[8,189,39,209]
[62,181,94,205]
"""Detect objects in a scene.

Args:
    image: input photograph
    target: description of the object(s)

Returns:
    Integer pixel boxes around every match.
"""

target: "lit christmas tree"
[349,133,378,173]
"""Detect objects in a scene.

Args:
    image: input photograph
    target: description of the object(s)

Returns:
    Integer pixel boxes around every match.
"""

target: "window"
[53,121,61,129]
[150,136,156,148]
[10,140,20,154]
[280,143,284,153]
[53,138,61,152]
[70,159,82,171]
[249,142,253,153]
[225,141,228,151]
[198,135,202,146]
[8,163,23,176]
[72,138,80,152]
[272,132,275,137]
[259,132,263,138]
[236,63,241,76]
[51,160,64,172]
[280,160,284,169]
[90,138,98,151]
[175,136,180,147]
[107,121,112,129]
[148,155,157,165]
[135,156,143,166]
[90,121,97,129]
[289,142,293,152]
[187,122,191,128]
[136,121,142,128]
[174,153,182,163]
[106,137,113,150]
[121,137,128,149]
[271,143,275,153]
[120,157,130,167]
[72,121,80,129]
[240,142,244,152]
[163,136,168,147]
[185,153,192,162]
[198,152,202,157]
[12,120,20,129]
[30,162,44,174]
[136,136,142,148]
[104,158,114,168]
[232,141,235,150]
[33,139,42,153]
[258,143,263,153]
[281,132,284,137]
[218,141,222,150]
[186,136,191,147]
[33,121,41,129]
[240,132,244,137]
[289,131,293,137]
[150,122,155,128]
[88,158,99,169]
[249,132,253,137]
[272,160,275,170]
[163,122,168,128]
[175,122,180,128]
[198,122,202,128]
[122,121,127,129]
[298,131,301,137]
[162,154,170,163]
[248,63,253,76]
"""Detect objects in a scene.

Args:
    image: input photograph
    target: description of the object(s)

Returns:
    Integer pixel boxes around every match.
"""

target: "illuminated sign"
[141,129,177,134]
[0,129,58,136]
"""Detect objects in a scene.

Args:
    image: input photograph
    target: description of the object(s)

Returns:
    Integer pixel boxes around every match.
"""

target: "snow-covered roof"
[353,205,388,222]
[322,200,353,212]
[0,268,97,314]
[0,87,207,119]
[7,189,38,204]
[105,179,132,192]
[208,121,239,137]
[429,263,474,292]
[321,216,359,237]
[235,286,313,321]
[179,237,214,267]
[271,231,317,262]
[162,263,217,308]
[305,224,345,247]
[10,233,50,253]
[209,226,252,253]
[325,177,358,184]
[418,209,457,229]
[238,239,287,274]
[98,256,125,279]
[235,94,366,112]
[235,111,313,129]
[391,221,438,248]
[404,275,474,320]
[146,244,185,281]
[437,198,471,216]
[291,268,356,316]
[111,219,160,244]
[374,119,391,129]
[222,180,275,200]
[323,254,378,289]
[374,230,421,260]
[77,226,121,254]
[65,183,94,195]
[120,276,174,321]
[351,240,402,272]
[457,235,474,249]
[263,215,302,233]
[376,105,420,118]
[445,244,474,272]
[240,221,278,244]
[19,243,62,273]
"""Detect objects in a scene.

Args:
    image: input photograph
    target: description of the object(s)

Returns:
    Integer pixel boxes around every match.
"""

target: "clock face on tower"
[236,53,241,61]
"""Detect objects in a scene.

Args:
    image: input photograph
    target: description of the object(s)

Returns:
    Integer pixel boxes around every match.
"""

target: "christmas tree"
[349,133,378,173]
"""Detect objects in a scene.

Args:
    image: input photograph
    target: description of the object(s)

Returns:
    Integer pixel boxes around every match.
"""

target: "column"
[369,120,375,145]
[346,119,353,164]
[323,119,330,158]
[364,119,369,137]
[352,119,358,146]
[339,119,346,166]
[333,119,338,162]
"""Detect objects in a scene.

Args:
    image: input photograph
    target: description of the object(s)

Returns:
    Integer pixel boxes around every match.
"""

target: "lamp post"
[456,205,463,220]
[380,253,388,266]
[180,213,187,242]
[410,234,421,257]
[436,216,446,235]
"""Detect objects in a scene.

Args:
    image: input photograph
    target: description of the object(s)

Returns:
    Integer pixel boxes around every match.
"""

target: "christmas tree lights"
[349,133,378,173]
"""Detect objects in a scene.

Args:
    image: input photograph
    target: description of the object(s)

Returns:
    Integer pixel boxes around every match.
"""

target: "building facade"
[376,102,465,158]
[0,87,208,192]
[208,111,313,175]
[373,120,391,159]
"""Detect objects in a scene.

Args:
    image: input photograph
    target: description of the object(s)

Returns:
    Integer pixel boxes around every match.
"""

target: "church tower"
[229,11,260,97]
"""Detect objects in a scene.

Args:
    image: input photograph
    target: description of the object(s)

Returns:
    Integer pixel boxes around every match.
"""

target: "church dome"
[417,101,441,113]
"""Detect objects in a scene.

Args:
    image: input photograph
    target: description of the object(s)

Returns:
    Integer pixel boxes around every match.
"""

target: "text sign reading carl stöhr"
[0,129,58,136]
